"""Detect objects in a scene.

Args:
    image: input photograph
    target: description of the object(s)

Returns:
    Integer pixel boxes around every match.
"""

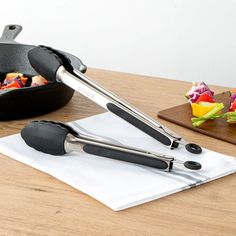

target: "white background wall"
[0,0,235,87]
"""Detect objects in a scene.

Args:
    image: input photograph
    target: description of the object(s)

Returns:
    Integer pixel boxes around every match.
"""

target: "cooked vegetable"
[225,111,236,124]
[31,75,48,87]
[186,83,236,126]
[229,89,236,111]
[1,73,27,90]
[1,79,22,89]
[191,103,225,127]
[185,82,214,103]
[230,92,236,103]
[191,102,217,117]
[226,89,236,123]
[195,93,215,103]
[0,72,48,90]
[5,72,23,79]
[229,100,236,112]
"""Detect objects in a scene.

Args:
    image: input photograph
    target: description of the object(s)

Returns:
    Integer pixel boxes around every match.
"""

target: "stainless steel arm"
[56,66,181,149]
[65,134,175,171]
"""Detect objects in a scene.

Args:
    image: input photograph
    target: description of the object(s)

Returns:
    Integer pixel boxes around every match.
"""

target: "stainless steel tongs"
[27,46,202,154]
[21,120,202,171]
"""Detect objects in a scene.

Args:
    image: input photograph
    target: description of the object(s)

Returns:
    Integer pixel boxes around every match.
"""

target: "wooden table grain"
[0,68,235,236]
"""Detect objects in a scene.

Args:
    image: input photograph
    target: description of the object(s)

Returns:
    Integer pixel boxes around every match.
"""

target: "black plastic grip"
[28,46,63,82]
[21,121,68,155]
[83,144,169,169]
[107,103,172,146]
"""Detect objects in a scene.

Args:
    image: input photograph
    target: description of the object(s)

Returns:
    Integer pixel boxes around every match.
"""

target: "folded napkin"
[0,112,235,211]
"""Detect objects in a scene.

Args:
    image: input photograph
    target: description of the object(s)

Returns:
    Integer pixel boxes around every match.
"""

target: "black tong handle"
[107,103,172,146]
[83,144,169,169]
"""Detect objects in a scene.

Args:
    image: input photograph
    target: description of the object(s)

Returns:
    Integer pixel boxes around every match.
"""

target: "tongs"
[27,46,202,154]
[21,120,202,171]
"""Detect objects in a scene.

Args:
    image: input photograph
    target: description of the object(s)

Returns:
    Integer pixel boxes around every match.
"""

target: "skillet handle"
[0,24,22,43]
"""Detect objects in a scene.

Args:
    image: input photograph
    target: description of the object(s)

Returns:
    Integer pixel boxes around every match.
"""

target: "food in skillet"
[31,75,48,87]
[185,82,236,126]
[0,72,48,90]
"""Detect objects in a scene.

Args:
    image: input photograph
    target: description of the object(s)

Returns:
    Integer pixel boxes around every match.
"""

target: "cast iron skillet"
[0,24,87,120]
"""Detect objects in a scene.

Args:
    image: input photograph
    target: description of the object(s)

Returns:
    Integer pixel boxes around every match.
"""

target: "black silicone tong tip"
[40,46,74,72]
[39,120,80,137]
[28,45,74,82]
[21,121,79,155]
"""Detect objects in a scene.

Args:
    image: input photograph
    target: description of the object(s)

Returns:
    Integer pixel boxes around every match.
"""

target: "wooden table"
[0,68,235,236]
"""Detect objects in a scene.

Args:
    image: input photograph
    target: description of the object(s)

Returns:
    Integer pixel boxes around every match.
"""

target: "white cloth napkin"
[0,112,235,211]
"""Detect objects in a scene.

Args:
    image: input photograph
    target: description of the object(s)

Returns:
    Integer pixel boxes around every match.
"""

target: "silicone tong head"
[21,120,79,155]
[28,45,74,82]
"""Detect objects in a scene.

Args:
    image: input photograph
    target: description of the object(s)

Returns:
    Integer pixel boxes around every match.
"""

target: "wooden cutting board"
[158,91,236,145]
